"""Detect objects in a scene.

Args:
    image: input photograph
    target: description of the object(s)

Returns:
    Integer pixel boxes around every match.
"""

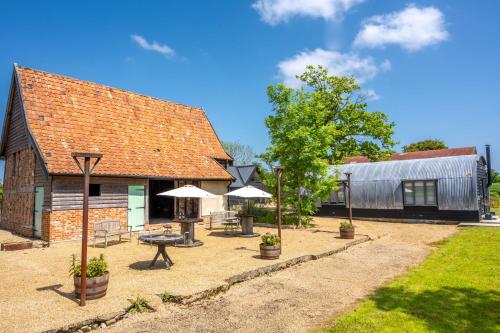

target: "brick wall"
[46,207,128,241]
[41,211,51,241]
[0,149,36,237]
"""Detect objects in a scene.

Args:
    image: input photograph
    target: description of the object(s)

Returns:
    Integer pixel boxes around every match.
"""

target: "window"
[89,184,101,197]
[325,182,346,205]
[403,180,437,206]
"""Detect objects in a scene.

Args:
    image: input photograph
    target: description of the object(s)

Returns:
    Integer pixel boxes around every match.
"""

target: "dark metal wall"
[317,205,480,222]
[476,157,489,216]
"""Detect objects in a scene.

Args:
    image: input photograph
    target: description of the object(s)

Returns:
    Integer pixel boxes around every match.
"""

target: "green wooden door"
[34,186,44,238]
[128,185,145,231]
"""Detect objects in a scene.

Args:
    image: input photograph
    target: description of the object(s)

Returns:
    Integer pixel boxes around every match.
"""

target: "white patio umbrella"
[225,186,272,213]
[225,185,272,199]
[157,185,216,198]
[158,185,216,218]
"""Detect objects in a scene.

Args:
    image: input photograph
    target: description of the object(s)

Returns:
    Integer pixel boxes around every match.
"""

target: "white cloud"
[277,48,390,88]
[131,34,175,57]
[380,59,391,71]
[354,4,449,51]
[252,0,364,25]
[363,89,380,101]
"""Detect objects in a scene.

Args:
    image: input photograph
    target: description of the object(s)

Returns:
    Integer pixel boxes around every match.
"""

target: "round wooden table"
[172,218,204,247]
[138,234,183,269]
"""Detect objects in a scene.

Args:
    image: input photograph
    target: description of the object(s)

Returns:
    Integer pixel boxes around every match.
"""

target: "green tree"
[491,169,499,183]
[261,66,395,226]
[222,141,256,165]
[403,139,447,152]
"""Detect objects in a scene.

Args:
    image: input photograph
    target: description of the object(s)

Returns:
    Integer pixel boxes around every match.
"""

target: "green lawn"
[490,182,500,194]
[320,228,500,333]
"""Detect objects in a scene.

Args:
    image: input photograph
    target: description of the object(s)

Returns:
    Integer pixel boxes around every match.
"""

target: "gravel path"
[104,221,457,333]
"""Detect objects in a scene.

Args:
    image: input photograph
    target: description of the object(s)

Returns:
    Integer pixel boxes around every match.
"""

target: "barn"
[317,147,492,222]
[0,65,233,241]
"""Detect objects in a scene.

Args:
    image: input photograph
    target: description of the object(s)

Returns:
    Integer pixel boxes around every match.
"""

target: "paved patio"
[0,218,369,332]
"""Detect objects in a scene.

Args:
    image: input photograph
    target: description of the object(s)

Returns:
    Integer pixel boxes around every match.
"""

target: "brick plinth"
[46,208,128,241]
[0,149,35,237]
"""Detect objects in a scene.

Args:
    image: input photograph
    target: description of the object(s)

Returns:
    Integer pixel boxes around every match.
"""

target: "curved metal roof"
[328,155,483,211]
[333,155,480,181]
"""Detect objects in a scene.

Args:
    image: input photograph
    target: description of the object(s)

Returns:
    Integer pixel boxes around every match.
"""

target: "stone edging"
[44,235,371,333]
[175,235,371,305]
[252,222,298,229]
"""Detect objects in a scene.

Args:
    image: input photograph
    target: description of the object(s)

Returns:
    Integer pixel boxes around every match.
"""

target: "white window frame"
[403,180,437,207]
[324,182,347,206]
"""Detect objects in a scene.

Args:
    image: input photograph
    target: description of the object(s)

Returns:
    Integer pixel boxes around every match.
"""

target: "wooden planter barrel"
[260,244,280,260]
[74,272,109,300]
[339,226,355,239]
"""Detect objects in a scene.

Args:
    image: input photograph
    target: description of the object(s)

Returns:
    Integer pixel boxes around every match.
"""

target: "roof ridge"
[395,146,477,154]
[343,154,478,166]
[14,64,204,112]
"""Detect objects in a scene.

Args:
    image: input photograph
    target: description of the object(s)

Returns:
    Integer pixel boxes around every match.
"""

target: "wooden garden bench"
[93,220,132,248]
[209,211,240,232]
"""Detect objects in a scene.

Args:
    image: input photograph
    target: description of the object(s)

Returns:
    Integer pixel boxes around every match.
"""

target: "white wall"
[200,181,230,216]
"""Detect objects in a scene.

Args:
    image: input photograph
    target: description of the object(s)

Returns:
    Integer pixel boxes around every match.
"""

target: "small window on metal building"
[325,182,346,205]
[89,184,101,197]
[403,180,437,206]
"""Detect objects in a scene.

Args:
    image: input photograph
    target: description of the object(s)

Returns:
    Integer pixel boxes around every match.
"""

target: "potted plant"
[69,254,109,300]
[260,233,281,259]
[339,221,355,239]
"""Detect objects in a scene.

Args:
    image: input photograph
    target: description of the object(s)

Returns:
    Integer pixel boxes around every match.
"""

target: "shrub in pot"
[339,221,355,239]
[260,233,281,260]
[69,254,109,300]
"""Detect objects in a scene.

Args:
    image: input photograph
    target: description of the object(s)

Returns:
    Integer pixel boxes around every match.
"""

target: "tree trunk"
[297,177,302,229]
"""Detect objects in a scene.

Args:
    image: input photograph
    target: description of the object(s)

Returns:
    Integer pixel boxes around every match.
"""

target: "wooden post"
[273,166,285,252]
[71,152,102,307]
[80,157,90,306]
[345,172,352,226]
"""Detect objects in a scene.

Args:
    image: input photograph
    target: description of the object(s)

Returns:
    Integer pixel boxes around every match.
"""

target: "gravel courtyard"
[1,218,365,333]
[0,218,457,332]
[103,218,457,333]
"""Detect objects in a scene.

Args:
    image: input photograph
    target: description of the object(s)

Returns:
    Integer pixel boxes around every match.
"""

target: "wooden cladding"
[50,177,147,211]
[52,181,128,211]
[4,87,29,155]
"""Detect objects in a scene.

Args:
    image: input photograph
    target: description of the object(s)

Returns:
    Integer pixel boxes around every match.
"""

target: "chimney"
[486,144,492,187]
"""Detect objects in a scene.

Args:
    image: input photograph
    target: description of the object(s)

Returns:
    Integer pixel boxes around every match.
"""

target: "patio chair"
[222,211,240,235]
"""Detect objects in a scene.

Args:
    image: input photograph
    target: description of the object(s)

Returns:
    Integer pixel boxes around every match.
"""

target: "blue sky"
[0,0,499,178]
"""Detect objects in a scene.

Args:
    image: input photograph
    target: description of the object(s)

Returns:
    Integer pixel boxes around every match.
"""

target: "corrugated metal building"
[317,152,490,222]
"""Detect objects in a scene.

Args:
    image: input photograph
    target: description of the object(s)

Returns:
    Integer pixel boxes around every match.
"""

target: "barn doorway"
[149,180,175,222]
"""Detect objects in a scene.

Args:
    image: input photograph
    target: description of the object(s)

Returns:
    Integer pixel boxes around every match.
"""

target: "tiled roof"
[13,66,233,179]
[344,147,477,164]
